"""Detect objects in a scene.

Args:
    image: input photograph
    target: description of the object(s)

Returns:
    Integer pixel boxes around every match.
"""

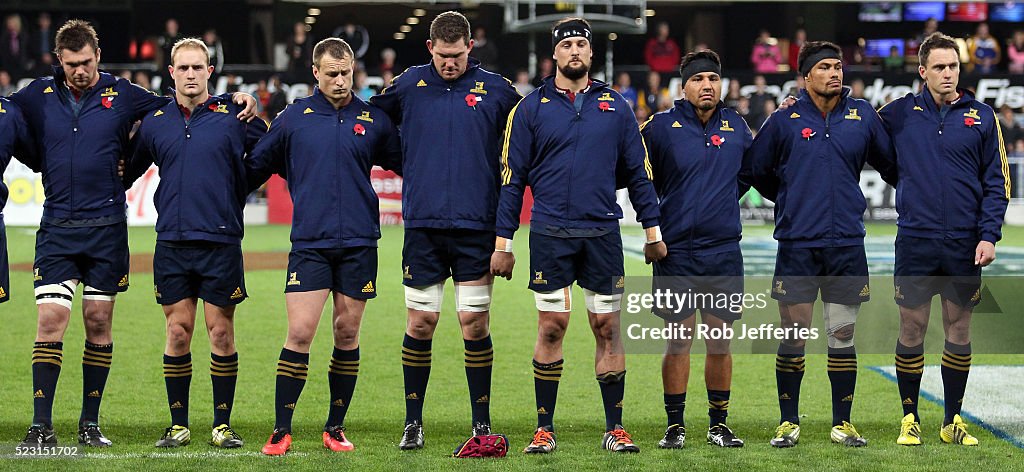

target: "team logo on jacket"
[789,112,800,118]
[43,86,53,93]
[100,87,118,97]
[470,81,488,95]
[719,120,734,132]
[101,96,114,109]
[844,108,861,121]
[153,110,164,117]
[209,103,229,114]
[963,109,981,127]
[598,93,615,101]
[0,102,5,113]
[357,110,374,122]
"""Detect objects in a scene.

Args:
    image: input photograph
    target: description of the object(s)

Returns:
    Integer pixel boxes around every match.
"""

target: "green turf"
[0,223,1021,470]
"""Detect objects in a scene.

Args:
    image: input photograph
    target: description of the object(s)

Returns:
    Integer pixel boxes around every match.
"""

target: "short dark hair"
[55,19,99,54]
[679,49,721,77]
[918,32,958,67]
[429,11,470,45]
[797,40,842,75]
[312,38,354,67]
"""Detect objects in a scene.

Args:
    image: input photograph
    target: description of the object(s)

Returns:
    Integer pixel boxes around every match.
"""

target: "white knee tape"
[455,284,492,313]
[35,280,78,309]
[535,287,572,312]
[583,289,622,314]
[823,302,859,348]
[82,285,117,302]
[405,283,444,312]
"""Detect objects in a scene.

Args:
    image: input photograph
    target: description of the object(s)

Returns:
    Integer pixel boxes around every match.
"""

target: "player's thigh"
[333,246,378,301]
[402,228,450,287]
[894,235,943,308]
[820,245,869,304]
[32,224,83,290]
[449,229,495,283]
[528,231,579,292]
[771,245,820,304]
[195,244,247,307]
[576,230,625,295]
[938,238,983,309]
[154,243,197,306]
[79,221,131,293]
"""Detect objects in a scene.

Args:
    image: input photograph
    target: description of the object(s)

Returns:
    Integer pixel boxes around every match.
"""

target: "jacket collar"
[795,86,851,119]
[425,57,481,84]
[52,65,116,95]
[672,98,725,129]
[917,87,974,112]
[540,75,608,94]
[310,86,365,113]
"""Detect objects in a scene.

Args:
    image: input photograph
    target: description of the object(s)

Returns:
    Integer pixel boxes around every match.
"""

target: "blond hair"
[170,38,210,67]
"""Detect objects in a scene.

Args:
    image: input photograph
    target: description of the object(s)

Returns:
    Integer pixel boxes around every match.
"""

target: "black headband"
[799,48,842,77]
[552,20,592,51]
[680,58,722,84]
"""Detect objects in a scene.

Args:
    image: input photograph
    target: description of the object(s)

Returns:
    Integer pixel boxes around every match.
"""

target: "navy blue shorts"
[286,246,377,299]
[33,222,130,293]
[772,245,869,305]
[401,228,493,287]
[154,242,246,307]
[528,230,624,295]
[0,218,8,304]
[652,249,745,322]
[894,236,981,308]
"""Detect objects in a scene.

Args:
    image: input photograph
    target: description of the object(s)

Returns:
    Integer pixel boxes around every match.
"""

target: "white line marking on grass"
[872,365,1024,449]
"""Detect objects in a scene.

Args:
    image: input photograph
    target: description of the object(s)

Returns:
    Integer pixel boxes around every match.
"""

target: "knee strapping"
[584,288,621,314]
[454,284,492,313]
[35,280,78,309]
[535,287,572,312]
[405,283,444,312]
[823,302,859,348]
[82,285,117,302]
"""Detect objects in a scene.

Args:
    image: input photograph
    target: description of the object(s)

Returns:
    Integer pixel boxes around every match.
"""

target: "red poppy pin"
[801,127,815,140]
[964,117,976,127]
[598,101,615,112]
[209,103,218,111]
[465,94,481,109]
[353,123,366,136]
[710,134,724,148]
[101,96,114,109]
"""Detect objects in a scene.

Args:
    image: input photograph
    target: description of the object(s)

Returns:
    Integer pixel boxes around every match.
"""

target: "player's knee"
[538,319,568,345]
[535,287,572,313]
[459,315,489,340]
[455,284,492,313]
[406,312,439,339]
[665,336,692,355]
[405,283,443,313]
[332,320,360,347]
[590,315,619,342]
[824,303,858,348]
[207,324,233,351]
[584,289,621,314]
[705,337,732,355]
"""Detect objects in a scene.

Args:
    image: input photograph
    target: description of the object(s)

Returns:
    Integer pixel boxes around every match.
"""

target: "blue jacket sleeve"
[368,70,406,126]
[747,112,781,202]
[621,114,660,228]
[865,107,898,186]
[979,108,1011,244]
[374,118,403,175]
[495,99,531,239]
[639,116,663,195]
[244,118,269,155]
[123,124,154,189]
[5,102,39,172]
[127,82,171,121]
[244,111,289,193]
[737,116,755,197]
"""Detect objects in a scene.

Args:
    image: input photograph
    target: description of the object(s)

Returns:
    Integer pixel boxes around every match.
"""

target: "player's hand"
[233,92,259,122]
[644,241,668,264]
[777,95,797,110]
[490,251,515,280]
[975,241,996,266]
[118,159,125,177]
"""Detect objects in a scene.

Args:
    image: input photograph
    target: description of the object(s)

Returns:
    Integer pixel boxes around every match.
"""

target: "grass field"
[0,223,1021,470]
